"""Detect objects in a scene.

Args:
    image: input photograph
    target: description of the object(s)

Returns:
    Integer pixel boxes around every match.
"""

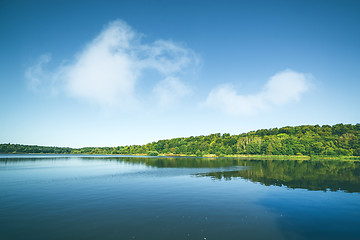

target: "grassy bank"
[152,153,360,161]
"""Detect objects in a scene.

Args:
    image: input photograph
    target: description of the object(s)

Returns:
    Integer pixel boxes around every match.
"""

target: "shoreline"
[1,152,360,161]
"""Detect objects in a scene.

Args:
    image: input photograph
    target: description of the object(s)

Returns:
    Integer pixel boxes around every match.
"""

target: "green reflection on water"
[197,159,360,193]
[2,155,360,193]
[109,157,360,193]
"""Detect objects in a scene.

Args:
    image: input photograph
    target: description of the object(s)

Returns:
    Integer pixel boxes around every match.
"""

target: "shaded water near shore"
[1,155,359,239]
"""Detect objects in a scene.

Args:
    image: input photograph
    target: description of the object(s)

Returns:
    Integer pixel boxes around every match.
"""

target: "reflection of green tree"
[199,160,360,193]
[0,156,247,168]
[114,157,245,168]
[107,157,360,193]
[2,156,360,193]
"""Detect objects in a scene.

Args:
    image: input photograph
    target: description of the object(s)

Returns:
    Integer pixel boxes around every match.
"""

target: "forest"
[1,123,360,157]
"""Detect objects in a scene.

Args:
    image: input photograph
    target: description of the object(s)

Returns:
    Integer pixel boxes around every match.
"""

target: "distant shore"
[1,152,360,162]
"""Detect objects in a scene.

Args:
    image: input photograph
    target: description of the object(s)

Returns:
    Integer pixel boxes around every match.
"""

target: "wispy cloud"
[153,77,192,107]
[204,69,313,115]
[25,20,199,107]
[25,54,51,92]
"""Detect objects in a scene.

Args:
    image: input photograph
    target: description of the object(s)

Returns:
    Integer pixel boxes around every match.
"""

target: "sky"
[1,0,359,147]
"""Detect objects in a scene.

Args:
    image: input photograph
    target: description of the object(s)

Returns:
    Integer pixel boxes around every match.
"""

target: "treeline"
[0,144,73,154]
[1,123,360,156]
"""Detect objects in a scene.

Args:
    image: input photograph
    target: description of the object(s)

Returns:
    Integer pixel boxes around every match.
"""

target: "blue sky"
[1,0,359,147]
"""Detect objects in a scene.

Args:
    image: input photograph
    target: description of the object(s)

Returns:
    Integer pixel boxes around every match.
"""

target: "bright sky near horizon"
[1,0,359,147]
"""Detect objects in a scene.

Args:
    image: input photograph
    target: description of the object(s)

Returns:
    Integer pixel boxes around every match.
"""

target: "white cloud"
[26,20,198,107]
[264,70,312,104]
[140,40,199,75]
[205,69,313,116]
[63,21,137,106]
[153,77,192,106]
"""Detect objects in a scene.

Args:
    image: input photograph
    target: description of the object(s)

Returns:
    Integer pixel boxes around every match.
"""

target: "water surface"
[0,155,359,239]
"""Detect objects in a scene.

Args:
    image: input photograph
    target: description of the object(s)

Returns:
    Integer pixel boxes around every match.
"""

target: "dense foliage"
[1,124,360,156]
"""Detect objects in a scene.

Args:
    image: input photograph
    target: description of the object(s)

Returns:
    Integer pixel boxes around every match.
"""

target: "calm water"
[0,155,359,240]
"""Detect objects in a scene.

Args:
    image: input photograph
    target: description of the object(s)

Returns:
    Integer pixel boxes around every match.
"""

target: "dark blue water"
[0,155,359,240]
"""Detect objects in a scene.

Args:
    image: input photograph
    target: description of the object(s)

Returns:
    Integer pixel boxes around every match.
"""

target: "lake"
[0,155,359,240]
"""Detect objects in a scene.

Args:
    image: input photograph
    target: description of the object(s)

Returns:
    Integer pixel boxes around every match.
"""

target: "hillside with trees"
[1,124,359,157]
